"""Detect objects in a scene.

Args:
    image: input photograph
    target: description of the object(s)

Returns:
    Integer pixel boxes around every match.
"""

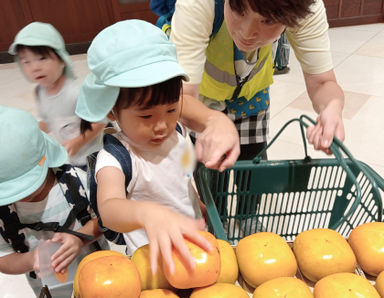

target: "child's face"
[17,47,65,88]
[224,0,285,52]
[112,98,181,149]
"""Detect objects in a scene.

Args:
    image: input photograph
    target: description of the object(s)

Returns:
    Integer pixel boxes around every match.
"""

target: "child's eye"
[167,108,177,113]
[262,19,277,25]
[233,10,245,18]
[140,115,152,119]
[21,60,30,65]
[39,56,47,61]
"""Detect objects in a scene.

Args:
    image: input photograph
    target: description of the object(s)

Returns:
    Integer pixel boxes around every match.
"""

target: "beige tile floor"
[1,22,384,297]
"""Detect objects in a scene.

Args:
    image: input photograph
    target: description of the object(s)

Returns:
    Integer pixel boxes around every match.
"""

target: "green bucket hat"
[0,106,68,206]
[8,22,75,79]
[75,19,189,122]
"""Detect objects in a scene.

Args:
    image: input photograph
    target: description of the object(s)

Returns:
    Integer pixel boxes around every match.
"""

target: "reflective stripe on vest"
[199,20,274,101]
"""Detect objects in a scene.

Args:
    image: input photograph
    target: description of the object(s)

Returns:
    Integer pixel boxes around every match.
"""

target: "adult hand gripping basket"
[196,115,383,244]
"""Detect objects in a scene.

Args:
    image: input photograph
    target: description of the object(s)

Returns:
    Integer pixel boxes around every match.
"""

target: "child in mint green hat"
[8,21,107,169]
[0,106,108,297]
[76,19,214,275]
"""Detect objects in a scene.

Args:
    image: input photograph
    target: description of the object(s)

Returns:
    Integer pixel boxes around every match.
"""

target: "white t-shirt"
[37,78,105,166]
[95,126,201,256]
[170,0,333,85]
[0,168,108,297]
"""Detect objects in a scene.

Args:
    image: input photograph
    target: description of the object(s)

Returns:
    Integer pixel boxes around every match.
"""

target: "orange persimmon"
[162,231,220,289]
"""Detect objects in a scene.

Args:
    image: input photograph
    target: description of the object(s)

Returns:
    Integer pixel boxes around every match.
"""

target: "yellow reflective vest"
[199,21,274,102]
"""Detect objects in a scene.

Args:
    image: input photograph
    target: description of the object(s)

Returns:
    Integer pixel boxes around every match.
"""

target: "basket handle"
[299,115,381,202]
[252,114,380,227]
[251,116,309,164]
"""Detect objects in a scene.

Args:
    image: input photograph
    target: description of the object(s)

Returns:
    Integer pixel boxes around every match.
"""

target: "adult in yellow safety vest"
[172,0,345,160]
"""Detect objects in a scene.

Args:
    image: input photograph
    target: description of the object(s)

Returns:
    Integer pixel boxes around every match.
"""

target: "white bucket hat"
[8,22,75,79]
[76,19,189,122]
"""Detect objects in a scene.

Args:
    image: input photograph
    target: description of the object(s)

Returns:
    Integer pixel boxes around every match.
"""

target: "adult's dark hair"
[80,76,183,134]
[15,44,62,62]
[228,0,316,27]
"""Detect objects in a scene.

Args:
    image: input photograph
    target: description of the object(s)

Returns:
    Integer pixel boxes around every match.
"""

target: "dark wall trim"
[0,41,91,64]
[329,15,384,28]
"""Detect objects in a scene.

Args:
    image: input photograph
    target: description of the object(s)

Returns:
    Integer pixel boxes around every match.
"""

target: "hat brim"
[0,132,67,205]
[105,60,189,87]
[76,73,120,122]
[8,37,46,55]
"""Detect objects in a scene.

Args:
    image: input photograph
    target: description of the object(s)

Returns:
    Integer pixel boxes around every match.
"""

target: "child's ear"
[107,111,115,121]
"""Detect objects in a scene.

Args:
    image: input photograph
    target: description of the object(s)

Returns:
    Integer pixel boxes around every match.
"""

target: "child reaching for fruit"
[0,106,108,297]
[75,19,214,275]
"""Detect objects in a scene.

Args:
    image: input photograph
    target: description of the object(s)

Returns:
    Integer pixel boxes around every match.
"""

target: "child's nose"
[30,60,42,71]
[153,120,167,133]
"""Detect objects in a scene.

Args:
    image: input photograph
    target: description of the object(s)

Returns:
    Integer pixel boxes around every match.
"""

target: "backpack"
[151,0,224,37]
[273,31,290,74]
[0,164,95,278]
[87,125,184,245]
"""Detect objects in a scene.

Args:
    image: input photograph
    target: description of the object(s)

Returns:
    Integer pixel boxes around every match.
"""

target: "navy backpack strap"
[176,123,183,135]
[103,134,132,189]
[88,134,131,245]
[211,0,224,37]
[154,0,224,38]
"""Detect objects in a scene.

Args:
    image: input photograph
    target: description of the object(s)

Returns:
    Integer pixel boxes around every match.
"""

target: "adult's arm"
[180,93,240,171]
[304,70,345,154]
[286,0,345,153]
[172,0,239,170]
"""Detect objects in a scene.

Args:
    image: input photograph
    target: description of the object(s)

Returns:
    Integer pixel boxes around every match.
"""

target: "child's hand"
[50,232,83,273]
[142,203,213,276]
[61,137,82,157]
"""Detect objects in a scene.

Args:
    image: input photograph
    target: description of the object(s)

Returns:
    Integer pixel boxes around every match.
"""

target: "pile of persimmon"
[73,221,384,297]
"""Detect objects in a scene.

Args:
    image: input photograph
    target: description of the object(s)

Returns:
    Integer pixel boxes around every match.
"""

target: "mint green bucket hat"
[0,106,68,205]
[8,22,75,79]
[76,19,189,122]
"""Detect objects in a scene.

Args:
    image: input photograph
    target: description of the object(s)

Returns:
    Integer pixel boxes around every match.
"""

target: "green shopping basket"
[196,115,383,244]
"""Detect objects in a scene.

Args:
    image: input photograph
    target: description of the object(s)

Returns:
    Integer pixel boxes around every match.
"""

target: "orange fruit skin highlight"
[252,277,313,298]
[78,255,141,298]
[375,270,384,297]
[74,250,125,297]
[190,282,249,298]
[140,289,179,297]
[314,272,380,298]
[348,222,384,276]
[236,232,297,288]
[293,228,357,282]
[131,244,172,290]
[217,239,239,284]
[162,231,220,289]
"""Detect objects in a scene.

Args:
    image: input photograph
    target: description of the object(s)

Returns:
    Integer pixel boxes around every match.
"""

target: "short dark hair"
[228,0,316,27]
[15,44,62,62]
[114,76,183,113]
[80,76,183,134]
